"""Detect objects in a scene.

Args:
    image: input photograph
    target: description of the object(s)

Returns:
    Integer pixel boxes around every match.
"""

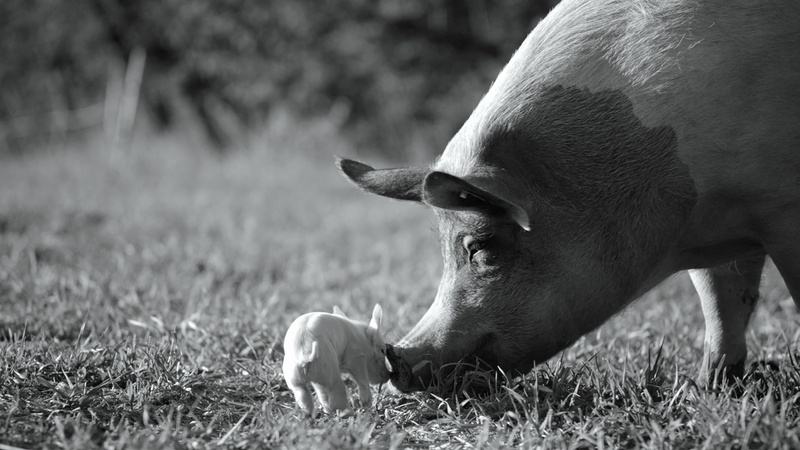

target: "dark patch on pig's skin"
[482,84,697,289]
[422,85,701,371]
[396,86,700,388]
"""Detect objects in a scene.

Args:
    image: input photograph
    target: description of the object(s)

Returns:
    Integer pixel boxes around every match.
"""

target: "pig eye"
[464,237,487,263]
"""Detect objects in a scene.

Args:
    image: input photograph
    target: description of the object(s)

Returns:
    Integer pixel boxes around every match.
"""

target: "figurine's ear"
[367,304,383,343]
[368,304,382,331]
[333,306,347,318]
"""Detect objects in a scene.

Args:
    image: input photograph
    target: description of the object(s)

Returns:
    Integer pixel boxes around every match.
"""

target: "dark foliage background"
[1,0,556,158]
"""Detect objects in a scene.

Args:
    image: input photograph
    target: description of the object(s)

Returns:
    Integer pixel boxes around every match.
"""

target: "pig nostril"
[385,343,423,391]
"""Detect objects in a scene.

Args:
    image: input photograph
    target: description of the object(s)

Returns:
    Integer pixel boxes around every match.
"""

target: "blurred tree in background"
[0,0,555,159]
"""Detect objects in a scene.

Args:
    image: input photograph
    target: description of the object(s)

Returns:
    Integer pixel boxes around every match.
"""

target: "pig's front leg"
[356,380,372,408]
[311,382,332,414]
[290,383,316,417]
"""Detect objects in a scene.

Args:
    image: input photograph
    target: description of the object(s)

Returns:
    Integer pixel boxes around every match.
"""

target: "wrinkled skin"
[339,0,800,392]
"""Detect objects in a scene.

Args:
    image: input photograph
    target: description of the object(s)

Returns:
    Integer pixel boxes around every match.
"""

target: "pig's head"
[336,304,390,384]
[362,304,390,384]
[338,157,589,392]
[337,87,696,392]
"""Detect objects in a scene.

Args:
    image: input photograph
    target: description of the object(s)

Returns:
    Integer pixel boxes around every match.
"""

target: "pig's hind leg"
[307,344,350,414]
[763,219,800,310]
[314,379,350,414]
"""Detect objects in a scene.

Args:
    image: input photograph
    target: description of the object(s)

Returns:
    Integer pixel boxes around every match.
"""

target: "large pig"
[338,0,800,392]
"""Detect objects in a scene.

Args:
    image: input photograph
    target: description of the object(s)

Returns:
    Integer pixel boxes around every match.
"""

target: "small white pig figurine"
[282,304,389,416]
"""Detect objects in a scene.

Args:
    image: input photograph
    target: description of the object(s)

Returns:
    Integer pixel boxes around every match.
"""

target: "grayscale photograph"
[1,0,799,448]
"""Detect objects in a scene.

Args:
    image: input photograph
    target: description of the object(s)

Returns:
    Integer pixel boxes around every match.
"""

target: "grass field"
[1,130,799,449]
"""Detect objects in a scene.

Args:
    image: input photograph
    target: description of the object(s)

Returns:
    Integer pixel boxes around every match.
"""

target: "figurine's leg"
[289,383,315,417]
[326,378,351,414]
[347,364,373,407]
[356,380,372,408]
[311,382,331,414]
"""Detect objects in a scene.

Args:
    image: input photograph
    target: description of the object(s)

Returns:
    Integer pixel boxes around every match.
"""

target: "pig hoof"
[384,343,412,387]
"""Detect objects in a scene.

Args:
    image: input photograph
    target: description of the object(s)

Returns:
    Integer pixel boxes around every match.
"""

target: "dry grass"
[1,129,799,449]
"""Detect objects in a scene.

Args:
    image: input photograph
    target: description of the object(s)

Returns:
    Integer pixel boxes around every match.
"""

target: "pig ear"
[332,306,347,318]
[422,171,530,231]
[336,158,427,202]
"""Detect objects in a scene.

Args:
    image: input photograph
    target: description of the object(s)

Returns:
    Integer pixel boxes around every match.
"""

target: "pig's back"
[283,313,367,386]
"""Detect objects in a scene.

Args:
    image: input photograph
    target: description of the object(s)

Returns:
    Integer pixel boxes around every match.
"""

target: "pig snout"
[385,331,504,393]
[384,343,430,392]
